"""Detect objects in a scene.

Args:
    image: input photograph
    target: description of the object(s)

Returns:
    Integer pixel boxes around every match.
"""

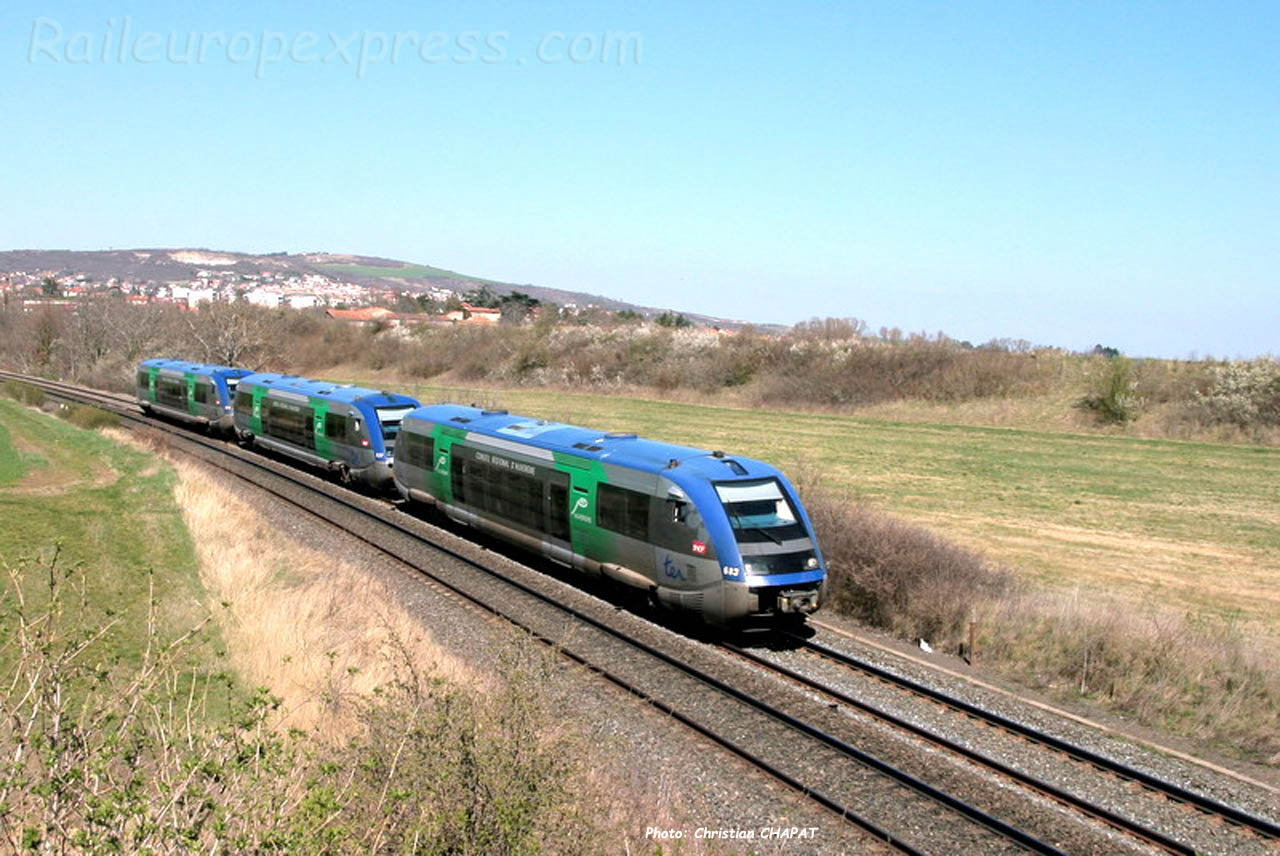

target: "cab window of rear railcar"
[374,405,415,446]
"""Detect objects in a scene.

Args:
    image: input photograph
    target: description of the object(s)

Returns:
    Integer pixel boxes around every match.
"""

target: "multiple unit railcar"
[392,404,826,626]
[134,359,828,626]
[136,359,253,432]
[230,372,419,489]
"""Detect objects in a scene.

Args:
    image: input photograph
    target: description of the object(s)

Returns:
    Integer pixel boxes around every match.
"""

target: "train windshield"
[715,479,807,544]
[374,405,415,445]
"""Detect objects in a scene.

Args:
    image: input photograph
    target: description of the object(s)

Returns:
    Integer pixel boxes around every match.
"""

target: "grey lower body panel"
[146,401,209,427]
[252,436,392,489]
[409,489,737,623]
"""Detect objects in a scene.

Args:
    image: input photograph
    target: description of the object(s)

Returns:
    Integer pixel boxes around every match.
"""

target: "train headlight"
[806,556,819,570]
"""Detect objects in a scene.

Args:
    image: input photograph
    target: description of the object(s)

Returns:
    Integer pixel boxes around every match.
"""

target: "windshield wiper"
[727,507,785,545]
[752,525,784,545]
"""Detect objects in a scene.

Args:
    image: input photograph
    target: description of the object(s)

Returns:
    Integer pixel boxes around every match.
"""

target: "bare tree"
[183,302,282,368]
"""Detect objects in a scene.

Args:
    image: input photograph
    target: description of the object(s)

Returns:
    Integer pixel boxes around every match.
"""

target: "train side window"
[598,484,649,540]
[263,400,314,446]
[547,482,570,541]
[234,390,253,414]
[451,456,467,503]
[401,433,434,469]
[136,370,149,388]
[668,499,688,524]
[194,381,214,405]
[324,413,348,443]
[157,376,185,406]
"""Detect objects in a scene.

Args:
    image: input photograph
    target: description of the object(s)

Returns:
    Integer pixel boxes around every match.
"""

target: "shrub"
[1192,358,1280,429]
[1,380,44,407]
[803,483,1009,644]
[58,403,119,430]
[1078,355,1144,424]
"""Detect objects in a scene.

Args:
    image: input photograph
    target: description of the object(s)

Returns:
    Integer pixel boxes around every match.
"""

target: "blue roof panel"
[239,372,419,407]
[407,403,776,478]
[141,358,253,377]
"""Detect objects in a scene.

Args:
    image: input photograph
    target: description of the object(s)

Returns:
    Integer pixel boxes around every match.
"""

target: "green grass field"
[0,399,218,668]
[317,263,501,284]
[372,380,1280,635]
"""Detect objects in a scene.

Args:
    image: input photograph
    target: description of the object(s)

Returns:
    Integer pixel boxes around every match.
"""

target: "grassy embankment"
[0,396,216,672]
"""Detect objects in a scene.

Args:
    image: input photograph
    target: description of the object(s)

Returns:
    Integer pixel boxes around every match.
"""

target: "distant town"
[0,262,607,328]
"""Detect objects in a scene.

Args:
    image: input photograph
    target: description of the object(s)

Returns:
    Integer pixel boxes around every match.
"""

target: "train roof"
[407,403,782,481]
[239,372,420,407]
[140,358,253,377]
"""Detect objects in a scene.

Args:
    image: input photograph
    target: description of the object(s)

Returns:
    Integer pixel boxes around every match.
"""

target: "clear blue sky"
[2,1,1276,356]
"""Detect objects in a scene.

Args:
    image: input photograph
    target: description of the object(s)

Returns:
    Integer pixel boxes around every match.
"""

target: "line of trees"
[2,298,1276,439]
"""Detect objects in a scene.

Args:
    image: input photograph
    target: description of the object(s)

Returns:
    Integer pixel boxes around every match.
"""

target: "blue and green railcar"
[392,404,826,626]
[231,373,419,489]
[136,359,253,433]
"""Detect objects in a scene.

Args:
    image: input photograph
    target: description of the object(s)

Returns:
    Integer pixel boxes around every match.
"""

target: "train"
[392,404,826,626]
[136,358,253,432]
[136,360,826,626]
[230,373,420,489]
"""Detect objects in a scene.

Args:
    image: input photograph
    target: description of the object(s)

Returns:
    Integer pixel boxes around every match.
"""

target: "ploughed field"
[379,381,1280,637]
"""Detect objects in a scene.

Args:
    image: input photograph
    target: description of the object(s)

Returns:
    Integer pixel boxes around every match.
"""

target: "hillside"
[0,247,741,325]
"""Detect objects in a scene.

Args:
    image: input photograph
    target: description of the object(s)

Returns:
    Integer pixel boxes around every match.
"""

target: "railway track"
[6,372,1277,855]
[792,634,1280,839]
[722,635,1280,855]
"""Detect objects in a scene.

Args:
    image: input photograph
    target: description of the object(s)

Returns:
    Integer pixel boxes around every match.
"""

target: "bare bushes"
[803,483,1009,644]
[755,340,1061,408]
[977,593,1280,762]
[0,550,601,854]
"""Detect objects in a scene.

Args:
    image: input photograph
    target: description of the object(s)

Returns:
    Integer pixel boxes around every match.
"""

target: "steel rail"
[724,641,1195,855]
[787,633,1280,841]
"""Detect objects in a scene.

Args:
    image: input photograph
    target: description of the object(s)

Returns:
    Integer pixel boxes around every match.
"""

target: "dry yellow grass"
[165,457,476,738]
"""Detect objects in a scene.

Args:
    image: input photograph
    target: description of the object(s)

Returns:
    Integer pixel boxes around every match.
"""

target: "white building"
[243,289,283,308]
[284,293,322,309]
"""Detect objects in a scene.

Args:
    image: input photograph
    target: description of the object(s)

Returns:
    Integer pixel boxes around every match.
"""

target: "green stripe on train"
[420,424,621,558]
[249,384,266,435]
[310,396,331,459]
[552,450,613,557]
